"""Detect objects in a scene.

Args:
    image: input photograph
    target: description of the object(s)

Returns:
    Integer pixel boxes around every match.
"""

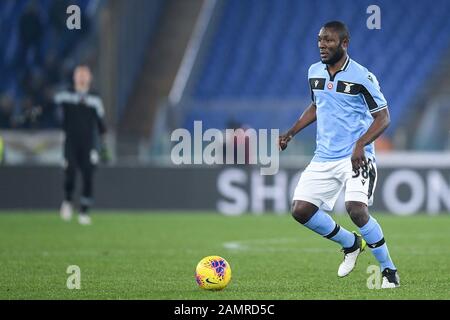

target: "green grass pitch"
[0,212,449,300]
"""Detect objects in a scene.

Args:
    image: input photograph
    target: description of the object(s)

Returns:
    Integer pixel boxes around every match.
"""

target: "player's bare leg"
[291,200,317,224]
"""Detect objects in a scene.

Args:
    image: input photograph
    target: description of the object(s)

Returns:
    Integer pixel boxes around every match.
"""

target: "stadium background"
[0,0,449,300]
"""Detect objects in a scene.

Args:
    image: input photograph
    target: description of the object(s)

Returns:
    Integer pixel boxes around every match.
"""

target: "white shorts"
[292,157,377,211]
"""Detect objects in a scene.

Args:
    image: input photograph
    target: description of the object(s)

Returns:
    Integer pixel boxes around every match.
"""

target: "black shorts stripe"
[367,237,385,249]
[368,161,376,199]
[324,224,340,239]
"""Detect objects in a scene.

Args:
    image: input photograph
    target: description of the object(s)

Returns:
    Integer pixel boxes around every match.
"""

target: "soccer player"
[55,65,108,225]
[279,21,399,288]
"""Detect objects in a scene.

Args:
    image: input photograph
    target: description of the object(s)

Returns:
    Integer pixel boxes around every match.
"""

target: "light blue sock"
[359,216,396,270]
[303,210,355,248]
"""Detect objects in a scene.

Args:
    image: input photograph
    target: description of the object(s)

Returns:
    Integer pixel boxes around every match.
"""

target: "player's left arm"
[352,108,390,170]
[352,72,390,171]
[91,96,107,136]
[92,96,110,162]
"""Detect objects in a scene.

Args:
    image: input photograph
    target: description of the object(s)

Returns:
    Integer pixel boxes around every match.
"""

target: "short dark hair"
[75,64,92,71]
[323,21,350,41]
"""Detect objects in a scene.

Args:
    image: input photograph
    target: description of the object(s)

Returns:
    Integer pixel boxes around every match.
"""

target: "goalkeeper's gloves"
[99,141,111,164]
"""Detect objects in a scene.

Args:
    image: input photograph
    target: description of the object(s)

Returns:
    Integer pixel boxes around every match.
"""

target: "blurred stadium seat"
[0,0,93,129]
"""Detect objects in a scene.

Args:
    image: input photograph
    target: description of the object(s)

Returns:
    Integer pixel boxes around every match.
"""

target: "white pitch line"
[222,238,335,253]
[223,242,247,250]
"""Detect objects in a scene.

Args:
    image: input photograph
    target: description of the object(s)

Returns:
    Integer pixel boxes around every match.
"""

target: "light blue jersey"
[308,56,388,162]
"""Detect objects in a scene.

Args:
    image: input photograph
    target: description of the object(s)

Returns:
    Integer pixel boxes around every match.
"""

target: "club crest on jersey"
[327,83,333,90]
[343,82,354,93]
[337,81,359,95]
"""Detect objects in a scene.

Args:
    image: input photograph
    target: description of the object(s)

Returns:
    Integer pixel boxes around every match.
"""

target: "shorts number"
[352,160,371,179]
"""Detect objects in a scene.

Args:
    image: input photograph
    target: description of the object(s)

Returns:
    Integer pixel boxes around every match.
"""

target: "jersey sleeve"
[94,98,107,135]
[308,66,315,103]
[310,84,315,102]
[54,91,68,105]
[87,95,107,135]
[359,72,388,114]
[53,91,67,126]
[54,92,61,104]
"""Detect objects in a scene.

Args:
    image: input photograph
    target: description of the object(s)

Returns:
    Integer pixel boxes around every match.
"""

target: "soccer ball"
[195,256,231,290]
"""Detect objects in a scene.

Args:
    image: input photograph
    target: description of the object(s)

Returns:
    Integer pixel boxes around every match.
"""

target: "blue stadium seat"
[0,0,96,128]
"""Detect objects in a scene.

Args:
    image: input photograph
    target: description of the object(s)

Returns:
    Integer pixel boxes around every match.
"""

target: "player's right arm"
[279,102,317,151]
[53,91,67,127]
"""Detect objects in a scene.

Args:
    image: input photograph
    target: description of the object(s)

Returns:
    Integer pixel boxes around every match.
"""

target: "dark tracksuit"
[54,89,106,213]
